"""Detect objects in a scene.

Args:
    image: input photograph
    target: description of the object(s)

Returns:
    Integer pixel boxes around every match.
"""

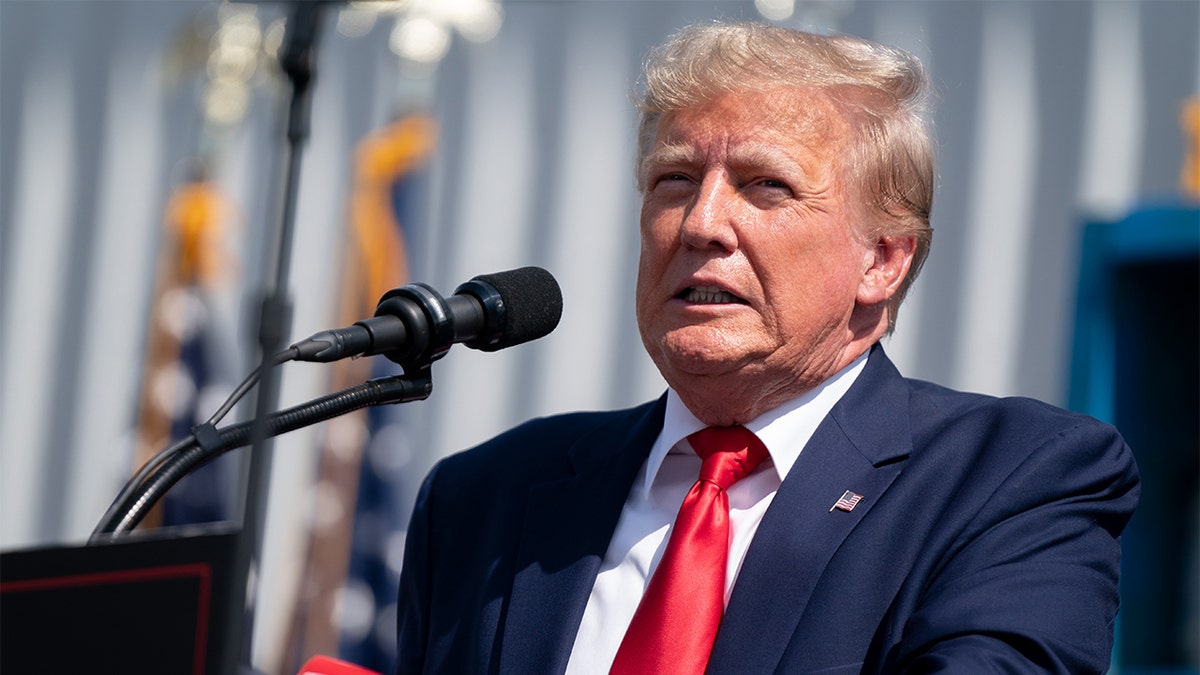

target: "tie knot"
[686,425,769,490]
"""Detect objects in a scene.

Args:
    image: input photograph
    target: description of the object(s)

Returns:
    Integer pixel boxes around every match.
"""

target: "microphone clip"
[371,282,457,375]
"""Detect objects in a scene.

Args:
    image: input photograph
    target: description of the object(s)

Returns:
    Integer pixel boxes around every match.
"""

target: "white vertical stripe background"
[2,46,77,546]
[428,25,539,455]
[1079,1,1144,218]
[954,2,1039,397]
[538,11,644,416]
[63,37,167,538]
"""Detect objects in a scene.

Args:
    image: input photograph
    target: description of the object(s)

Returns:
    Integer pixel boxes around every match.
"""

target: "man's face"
[635,87,877,413]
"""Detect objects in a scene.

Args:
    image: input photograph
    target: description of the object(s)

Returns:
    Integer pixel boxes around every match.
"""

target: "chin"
[653,330,756,378]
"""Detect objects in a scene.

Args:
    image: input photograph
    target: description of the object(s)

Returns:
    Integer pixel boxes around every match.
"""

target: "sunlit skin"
[635,87,917,426]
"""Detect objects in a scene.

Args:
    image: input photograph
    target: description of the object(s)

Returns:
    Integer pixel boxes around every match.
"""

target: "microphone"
[291,266,562,370]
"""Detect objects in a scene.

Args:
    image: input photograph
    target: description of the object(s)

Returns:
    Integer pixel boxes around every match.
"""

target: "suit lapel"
[708,348,913,673]
[498,398,666,675]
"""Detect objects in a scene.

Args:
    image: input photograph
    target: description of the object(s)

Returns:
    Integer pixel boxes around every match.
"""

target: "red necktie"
[610,425,770,675]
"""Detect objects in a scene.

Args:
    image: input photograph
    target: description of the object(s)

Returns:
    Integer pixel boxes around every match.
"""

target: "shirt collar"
[640,350,870,498]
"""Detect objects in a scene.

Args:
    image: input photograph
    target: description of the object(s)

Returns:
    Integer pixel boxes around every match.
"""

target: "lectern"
[0,523,243,675]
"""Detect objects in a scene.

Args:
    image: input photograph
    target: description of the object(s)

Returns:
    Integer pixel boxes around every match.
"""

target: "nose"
[679,174,738,253]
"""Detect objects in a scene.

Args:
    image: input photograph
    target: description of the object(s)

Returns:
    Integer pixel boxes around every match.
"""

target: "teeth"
[684,286,741,304]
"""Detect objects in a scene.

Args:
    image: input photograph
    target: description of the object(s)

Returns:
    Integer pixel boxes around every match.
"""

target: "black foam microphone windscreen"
[462,266,563,351]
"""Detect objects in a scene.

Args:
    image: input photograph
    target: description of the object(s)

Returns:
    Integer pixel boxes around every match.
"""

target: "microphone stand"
[239,1,327,666]
[81,5,471,672]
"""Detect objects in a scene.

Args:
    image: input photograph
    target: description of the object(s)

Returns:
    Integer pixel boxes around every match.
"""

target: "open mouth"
[676,286,748,305]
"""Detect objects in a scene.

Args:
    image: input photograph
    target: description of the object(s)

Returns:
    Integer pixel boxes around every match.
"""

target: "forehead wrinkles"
[763,90,848,155]
[642,92,848,180]
[696,90,842,145]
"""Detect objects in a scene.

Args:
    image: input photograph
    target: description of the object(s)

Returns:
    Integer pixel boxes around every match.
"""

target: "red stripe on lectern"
[1,562,213,675]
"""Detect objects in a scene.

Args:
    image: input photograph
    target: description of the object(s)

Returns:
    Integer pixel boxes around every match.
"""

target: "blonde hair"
[636,22,935,327]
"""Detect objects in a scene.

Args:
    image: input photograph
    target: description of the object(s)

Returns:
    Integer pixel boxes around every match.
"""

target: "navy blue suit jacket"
[395,347,1139,674]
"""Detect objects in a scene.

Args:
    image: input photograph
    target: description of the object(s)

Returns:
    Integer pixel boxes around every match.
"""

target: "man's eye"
[652,172,693,189]
[759,178,788,189]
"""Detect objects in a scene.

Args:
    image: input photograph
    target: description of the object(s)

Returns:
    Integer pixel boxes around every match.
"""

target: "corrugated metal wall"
[2,0,1196,669]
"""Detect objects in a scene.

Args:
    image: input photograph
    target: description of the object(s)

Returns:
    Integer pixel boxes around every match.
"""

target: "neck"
[672,342,875,427]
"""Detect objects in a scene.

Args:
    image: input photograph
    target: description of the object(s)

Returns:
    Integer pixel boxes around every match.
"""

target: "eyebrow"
[643,142,702,170]
[644,141,801,178]
[728,142,800,173]
[649,140,793,165]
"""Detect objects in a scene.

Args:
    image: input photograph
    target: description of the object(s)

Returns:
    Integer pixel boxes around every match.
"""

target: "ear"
[857,235,916,306]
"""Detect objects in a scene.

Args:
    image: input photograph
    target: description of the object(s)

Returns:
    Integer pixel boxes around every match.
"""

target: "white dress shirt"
[564,352,869,674]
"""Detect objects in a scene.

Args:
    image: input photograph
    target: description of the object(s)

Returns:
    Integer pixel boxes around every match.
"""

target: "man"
[395,22,1139,674]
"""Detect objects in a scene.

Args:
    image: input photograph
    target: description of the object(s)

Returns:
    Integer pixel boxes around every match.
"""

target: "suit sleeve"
[394,461,440,675]
[894,420,1140,674]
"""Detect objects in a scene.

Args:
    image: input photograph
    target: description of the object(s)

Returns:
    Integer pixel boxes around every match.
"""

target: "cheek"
[758,227,867,321]
[640,201,671,236]
[635,220,668,321]
[634,253,654,313]
[637,210,676,277]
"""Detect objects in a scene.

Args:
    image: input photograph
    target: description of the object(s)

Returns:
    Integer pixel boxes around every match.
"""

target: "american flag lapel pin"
[830,490,864,513]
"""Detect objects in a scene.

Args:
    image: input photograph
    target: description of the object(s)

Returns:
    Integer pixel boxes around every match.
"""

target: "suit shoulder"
[907,377,1115,436]
[902,378,1136,478]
